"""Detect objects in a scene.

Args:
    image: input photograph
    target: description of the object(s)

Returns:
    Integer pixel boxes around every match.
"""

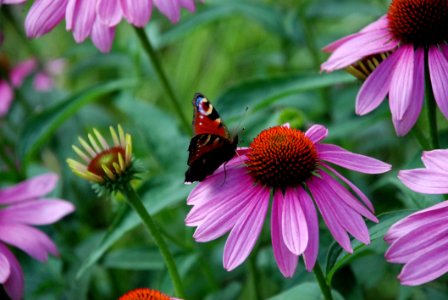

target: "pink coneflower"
[384,149,448,285]
[186,124,391,277]
[0,173,75,300]
[6,0,204,52]
[119,288,180,300]
[321,0,448,136]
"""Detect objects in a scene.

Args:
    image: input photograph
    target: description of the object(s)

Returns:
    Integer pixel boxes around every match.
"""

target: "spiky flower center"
[246,126,318,188]
[388,0,448,46]
[119,288,170,300]
[87,147,126,178]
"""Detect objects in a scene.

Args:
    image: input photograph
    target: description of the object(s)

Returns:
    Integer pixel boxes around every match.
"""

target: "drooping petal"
[392,47,425,136]
[355,48,401,115]
[0,173,58,205]
[0,80,13,117]
[91,18,116,53]
[121,0,152,27]
[25,0,67,38]
[282,187,308,255]
[153,0,181,23]
[398,169,448,194]
[422,149,448,173]
[0,244,23,300]
[178,0,196,12]
[66,0,96,42]
[2,0,27,3]
[0,199,74,225]
[0,250,10,283]
[298,187,319,271]
[0,224,58,261]
[223,187,270,271]
[10,59,37,87]
[307,177,352,253]
[96,0,122,26]
[317,143,391,174]
[271,190,298,277]
[429,45,448,119]
[305,124,328,144]
[33,72,54,91]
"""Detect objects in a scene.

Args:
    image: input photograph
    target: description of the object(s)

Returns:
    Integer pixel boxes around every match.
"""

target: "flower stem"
[313,262,333,300]
[424,50,439,149]
[123,185,186,298]
[411,124,431,151]
[133,27,191,134]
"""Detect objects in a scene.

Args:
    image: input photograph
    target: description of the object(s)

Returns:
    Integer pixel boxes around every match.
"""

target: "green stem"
[425,49,439,149]
[313,262,333,300]
[133,27,191,133]
[123,185,185,298]
[411,124,431,150]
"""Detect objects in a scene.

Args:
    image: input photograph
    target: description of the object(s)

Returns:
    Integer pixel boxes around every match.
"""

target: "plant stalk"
[313,262,333,300]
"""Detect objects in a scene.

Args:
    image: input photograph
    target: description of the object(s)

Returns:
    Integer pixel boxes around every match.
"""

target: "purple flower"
[0,173,75,300]
[321,0,448,136]
[22,0,204,53]
[186,124,390,277]
[384,149,448,285]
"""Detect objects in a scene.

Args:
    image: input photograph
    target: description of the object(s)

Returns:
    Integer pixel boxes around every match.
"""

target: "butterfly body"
[185,93,238,183]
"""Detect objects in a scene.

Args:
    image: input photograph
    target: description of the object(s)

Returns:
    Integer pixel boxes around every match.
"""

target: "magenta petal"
[398,169,448,194]
[0,244,23,300]
[179,0,196,12]
[0,224,58,261]
[308,177,352,253]
[271,190,298,277]
[422,149,448,172]
[223,188,270,271]
[298,187,319,271]
[33,72,54,91]
[0,250,10,283]
[91,18,115,53]
[96,0,122,26]
[317,143,391,174]
[305,124,328,144]
[10,59,37,87]
[356,49,401,115]
[0,199,74,225]
[67,0,96,42]
[398,239,448,286]
[0,80,13,117]
[25,0,67,38]
[3,0,27,3]
[121,0,152,27]
[153,0,181,23]
[429,45,448,119]
[0,173,58,205]
[281,188,308,255]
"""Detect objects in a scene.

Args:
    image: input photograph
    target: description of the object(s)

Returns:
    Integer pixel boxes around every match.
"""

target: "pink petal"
[392,47,424,136]
[429,45,448,119]
[153,0,181,23]
[321,29,398,72]
[0,224,58,261]
[305,124,328,144]
[10,59,37,87]
[179,0,196,12]
[398,239,448,286]
[33,72,54,91]
[282,187,308,255]
[307,176,352,253]
[0,80,13,117]
[422,149,448,173]
[398,169,448,194]
[91,18,116,53]
[360,15,388,33]
[121,0,152,27]
[25,0,67,38]
[96,0,122,26]
[0,199,74,225]
[223,188,270,271]
[389,45,414,120]
[66,0,96,42]
[0,173,58,205]
[355,48,401,115]
[321,163,374,212]
[2,0,27,4]
[0,250,10,283]
[298,187,319,271]
[0,244,23,300]
[317,143,391,174]
[271,190,298,277]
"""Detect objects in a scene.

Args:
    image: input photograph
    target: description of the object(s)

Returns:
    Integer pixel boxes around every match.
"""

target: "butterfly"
[185,93,239,183]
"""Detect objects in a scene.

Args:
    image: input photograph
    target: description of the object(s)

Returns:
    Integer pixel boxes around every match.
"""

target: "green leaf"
[102,248,164,270]
[18,79,137,166]
[325,210,415,284]
[268,282,344,300]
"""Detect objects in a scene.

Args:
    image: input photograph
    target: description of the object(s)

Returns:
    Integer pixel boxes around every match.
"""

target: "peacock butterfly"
[185,93,239,183]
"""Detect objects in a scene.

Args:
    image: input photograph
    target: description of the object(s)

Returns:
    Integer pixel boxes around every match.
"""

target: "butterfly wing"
[185,93,238,183]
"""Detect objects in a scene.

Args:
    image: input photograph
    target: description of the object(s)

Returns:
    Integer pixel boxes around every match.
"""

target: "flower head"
[0,173,74,300]
[186,124,391,277]
[67,125,136,194]
[119,288,180,300]
[321,0,448,136]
